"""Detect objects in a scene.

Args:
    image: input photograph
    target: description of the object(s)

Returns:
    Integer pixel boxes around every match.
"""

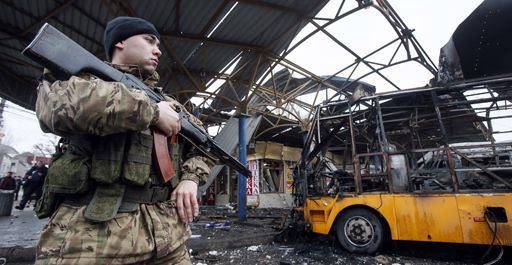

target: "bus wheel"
[336,208,384,254]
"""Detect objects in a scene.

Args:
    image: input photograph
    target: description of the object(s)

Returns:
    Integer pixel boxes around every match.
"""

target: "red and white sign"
[206,185,215,205]
[247,160,260,195]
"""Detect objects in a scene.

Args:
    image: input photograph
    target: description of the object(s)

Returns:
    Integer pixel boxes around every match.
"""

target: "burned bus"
[293,0,512,256]
[295,81,512,254]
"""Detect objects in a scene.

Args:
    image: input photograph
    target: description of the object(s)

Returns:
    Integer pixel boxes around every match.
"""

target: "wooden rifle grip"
[152,128,176,183]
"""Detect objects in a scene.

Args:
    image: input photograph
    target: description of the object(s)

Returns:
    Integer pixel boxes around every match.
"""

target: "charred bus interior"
[293,0,512,205]
[294,79,512,204]
[283,1,512,259]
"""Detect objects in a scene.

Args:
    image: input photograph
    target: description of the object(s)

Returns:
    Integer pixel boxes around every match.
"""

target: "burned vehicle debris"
[296,84,512,197]
[291,0,512,258]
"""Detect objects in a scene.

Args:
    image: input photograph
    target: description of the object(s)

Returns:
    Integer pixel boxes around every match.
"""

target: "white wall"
[0,155,29,177]
[0,154,14,176]
[257,193,294,208]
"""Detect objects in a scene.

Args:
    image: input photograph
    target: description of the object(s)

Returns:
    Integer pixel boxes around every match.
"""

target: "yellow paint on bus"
[303,193,512,245]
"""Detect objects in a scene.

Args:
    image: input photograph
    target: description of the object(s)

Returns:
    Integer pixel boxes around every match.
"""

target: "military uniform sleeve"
[180,156,212,185]
[36,74,157,136]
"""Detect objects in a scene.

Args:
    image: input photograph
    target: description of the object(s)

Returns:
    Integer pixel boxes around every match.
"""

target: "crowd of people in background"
[0,161,47,209]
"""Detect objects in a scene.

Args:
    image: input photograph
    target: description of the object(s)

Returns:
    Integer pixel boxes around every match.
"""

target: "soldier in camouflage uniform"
[34,17,211,264]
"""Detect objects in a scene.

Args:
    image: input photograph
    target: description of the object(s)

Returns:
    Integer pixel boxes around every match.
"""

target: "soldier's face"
[116,34,162,75]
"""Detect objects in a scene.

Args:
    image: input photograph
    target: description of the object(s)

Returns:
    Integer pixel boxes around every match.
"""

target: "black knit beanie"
[103,16,160,61]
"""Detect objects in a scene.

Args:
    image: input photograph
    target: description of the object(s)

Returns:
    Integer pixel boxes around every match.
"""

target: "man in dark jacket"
[14,175,22,200]
[0,171,16,191]
[15,161,47,210]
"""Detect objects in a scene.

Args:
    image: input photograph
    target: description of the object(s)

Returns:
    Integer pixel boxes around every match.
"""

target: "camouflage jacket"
[36,64,210,185]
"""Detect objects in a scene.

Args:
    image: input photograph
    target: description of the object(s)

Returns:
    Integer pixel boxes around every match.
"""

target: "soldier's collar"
[107,63,160,86]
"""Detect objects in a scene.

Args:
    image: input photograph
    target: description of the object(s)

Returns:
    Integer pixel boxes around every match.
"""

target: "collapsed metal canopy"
[0,0,328,111]
[0,0,440,145]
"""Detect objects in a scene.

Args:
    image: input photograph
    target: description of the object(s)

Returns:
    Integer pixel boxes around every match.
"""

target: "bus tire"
[336,208,384,254]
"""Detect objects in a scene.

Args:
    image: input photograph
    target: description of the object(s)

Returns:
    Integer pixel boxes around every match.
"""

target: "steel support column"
[237,114,249,221]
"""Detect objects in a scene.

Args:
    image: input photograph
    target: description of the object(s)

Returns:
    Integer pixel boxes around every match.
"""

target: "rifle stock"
[22,23,251,179]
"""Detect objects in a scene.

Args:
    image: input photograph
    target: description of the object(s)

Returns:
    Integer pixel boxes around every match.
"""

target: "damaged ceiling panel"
[0,0,329,113]
[1,0,509,152]
[0,0,440,147]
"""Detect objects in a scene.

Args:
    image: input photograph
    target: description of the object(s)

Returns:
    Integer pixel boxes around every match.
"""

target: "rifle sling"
[152,128,176,183]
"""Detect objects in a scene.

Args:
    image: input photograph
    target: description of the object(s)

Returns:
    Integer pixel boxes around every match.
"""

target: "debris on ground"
[188,206,510,265]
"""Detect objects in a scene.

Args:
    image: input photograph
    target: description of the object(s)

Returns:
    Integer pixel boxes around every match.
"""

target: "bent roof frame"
[0,0,437,147]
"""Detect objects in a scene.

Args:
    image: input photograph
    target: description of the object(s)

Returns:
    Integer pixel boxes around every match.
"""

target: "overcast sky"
[2,0,487,153]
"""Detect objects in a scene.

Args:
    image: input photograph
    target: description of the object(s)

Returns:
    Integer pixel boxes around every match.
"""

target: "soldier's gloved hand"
[155,101,181,136]
[171,180,199,223]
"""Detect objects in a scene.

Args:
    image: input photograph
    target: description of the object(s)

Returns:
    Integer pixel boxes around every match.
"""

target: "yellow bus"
[295,79,512,254]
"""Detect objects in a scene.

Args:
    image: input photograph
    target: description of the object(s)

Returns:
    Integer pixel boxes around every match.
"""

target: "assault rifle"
[22,23,251,180]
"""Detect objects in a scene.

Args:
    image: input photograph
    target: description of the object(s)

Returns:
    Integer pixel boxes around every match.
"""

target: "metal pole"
[485,108,498,165]
[238,114,248,221]
[301,130,309,202]
[430,91,449,146]
[348,105,362,194]
[375,98,390,152]
[431,91,458,192]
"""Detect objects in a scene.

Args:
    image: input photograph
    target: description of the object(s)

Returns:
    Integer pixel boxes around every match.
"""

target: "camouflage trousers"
[35,201,191,265]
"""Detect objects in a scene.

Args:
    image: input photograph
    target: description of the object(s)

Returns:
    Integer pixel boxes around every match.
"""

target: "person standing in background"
[0,171,16,191]
[14,175,22,200]
[15,161,47,210]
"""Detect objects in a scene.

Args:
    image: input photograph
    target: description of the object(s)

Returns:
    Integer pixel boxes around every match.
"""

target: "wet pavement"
[0,197,46,263]
[0,203,281,264]
[0,202,510,265]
